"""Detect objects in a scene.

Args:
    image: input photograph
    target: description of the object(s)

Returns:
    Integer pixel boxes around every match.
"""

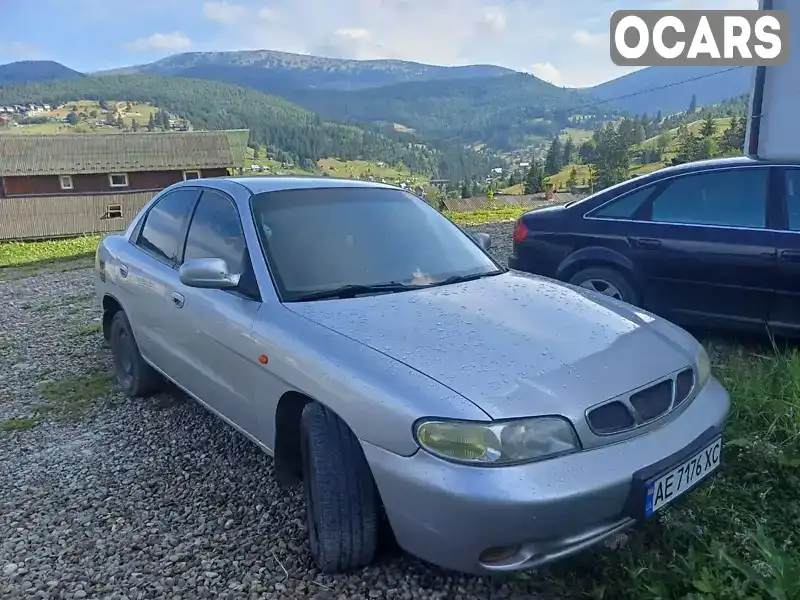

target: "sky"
[0,0,758,88]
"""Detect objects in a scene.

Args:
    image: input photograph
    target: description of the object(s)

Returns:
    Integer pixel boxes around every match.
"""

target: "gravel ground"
[0,221,579,600]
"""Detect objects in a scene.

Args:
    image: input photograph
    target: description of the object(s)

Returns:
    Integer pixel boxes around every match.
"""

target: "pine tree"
[689,94,698,113]
[562,136,574,166]
[700,115,716,138]
[131,118,139,132]
[523,160,544,194]
[147,113,155,130]
[544,137,563,176]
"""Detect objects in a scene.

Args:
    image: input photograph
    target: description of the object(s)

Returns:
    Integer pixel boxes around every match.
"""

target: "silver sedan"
[95,176,730,575]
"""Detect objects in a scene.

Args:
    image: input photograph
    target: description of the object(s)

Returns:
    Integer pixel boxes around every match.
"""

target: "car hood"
[285,271,695,419]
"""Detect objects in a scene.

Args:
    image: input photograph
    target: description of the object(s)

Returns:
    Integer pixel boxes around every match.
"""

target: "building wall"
[0,191,158,240]
[1,168,230,197]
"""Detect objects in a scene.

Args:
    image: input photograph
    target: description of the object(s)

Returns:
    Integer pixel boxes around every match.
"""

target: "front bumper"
[363,376,730,575]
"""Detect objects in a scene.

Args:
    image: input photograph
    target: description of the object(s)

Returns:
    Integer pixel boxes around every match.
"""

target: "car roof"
[633,155,800,182]
[204,175,399,195]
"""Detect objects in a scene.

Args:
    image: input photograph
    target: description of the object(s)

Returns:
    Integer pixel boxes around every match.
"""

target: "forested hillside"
[0,76,496,182]
[0,61,84,85]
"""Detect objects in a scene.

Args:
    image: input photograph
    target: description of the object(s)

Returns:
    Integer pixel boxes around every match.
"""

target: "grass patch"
[544,345,800,599]
[0,235,100,268]
[71,323,102,338]
[35,373,116,418]
[445,206,530,226]
[0,418,38,432]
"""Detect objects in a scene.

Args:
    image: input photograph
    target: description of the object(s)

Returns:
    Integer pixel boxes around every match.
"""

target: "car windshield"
[251,186,502,301]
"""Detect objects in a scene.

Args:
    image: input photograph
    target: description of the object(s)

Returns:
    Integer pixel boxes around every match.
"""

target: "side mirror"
[179,258,240,289]
[472,232,491,251]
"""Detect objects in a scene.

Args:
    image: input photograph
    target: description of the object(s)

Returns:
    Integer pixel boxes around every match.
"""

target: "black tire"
[568,266,640,306]
[300,402,380,573]
[109,311,163,397]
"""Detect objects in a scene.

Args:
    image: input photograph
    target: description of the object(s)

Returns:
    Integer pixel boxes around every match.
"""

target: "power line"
[566,66,748,115]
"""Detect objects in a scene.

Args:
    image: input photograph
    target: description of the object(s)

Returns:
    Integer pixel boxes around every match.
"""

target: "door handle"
[171,292,185,308]
[780,250,800,263]
[633,238,662,249]
[118,264,128,278]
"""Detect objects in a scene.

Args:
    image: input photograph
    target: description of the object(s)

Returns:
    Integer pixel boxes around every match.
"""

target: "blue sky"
[0,0,756,87]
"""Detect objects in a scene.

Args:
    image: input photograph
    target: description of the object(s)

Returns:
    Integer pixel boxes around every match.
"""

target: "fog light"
[479,545,520,564]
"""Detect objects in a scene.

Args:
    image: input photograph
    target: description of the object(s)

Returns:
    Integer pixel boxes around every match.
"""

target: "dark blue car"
[509,156,800,337]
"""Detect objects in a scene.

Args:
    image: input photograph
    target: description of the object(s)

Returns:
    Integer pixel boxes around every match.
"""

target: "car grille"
[586,368,696,435]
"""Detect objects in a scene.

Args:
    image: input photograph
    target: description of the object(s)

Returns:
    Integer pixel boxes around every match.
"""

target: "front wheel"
[300,402,380,573]
[568,266,640,306]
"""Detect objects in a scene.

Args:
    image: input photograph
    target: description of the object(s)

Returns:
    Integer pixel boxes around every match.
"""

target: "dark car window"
[649,168,768,229]
[137,189,198,263]
[251,187,501,301]
[787,170,800,232]
[183,190,247,273]
[591,186,657,219]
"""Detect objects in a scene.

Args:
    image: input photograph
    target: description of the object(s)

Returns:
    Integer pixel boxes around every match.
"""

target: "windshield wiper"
[291,282,420,302]
[427,270,505,288]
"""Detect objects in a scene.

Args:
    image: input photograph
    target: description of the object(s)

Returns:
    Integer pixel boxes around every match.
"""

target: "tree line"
[0,75,497,184]
[517,94,749,194]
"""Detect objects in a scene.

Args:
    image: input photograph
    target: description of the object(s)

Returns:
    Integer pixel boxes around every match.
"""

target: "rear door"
[770,167,800,334]
[625,166,778,330]
[115,187,200,375]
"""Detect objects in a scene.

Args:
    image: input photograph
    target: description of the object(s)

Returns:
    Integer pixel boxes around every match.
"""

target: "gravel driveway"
[1,222,575,600]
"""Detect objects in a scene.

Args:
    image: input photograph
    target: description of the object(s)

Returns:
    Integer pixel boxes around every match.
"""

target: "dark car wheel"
[569,266,640,306]
[300,402,380,573]
[109,311,163,397]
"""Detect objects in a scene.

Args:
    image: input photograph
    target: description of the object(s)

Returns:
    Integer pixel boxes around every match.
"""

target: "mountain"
[0,75,496,182]
[281,74,604,150]
[96,49,516,91]
[98,52,607,150]
[588,65,753,115]
[0,60,84,85]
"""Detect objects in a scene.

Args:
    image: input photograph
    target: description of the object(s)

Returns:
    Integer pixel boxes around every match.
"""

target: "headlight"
[695,345,711,387]
[414,417,581,466]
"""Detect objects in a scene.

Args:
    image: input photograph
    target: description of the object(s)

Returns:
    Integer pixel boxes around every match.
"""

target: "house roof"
[0,130,250,177]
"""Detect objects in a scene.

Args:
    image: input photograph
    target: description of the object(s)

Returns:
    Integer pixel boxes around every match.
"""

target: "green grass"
[35,373,116,418]
[71,323,103,338]
[549,164,591,189]
[0,418,38,432]
[0,235,100,268]
[444,205,530,226]
[542,344,800,599]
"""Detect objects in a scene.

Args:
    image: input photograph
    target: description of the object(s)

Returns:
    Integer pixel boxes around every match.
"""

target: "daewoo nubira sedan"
[95,176,730,575]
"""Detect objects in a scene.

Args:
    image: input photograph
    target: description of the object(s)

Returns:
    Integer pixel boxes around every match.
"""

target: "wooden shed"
[0,129,249,240]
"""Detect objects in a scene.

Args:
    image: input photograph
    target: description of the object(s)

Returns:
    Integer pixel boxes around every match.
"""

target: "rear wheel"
[569,266,639,306]
[109,311,163,397]
[300,402,380,573]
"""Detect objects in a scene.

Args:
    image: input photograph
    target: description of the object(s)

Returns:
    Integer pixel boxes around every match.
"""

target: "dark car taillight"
[512,219,528,244]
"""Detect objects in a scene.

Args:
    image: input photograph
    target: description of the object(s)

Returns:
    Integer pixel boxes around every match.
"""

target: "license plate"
[645,436,722,516]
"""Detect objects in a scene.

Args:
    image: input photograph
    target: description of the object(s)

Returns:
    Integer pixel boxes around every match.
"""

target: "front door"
[169,189,270,437]
[770,167,800,335]
[627,166,778,331]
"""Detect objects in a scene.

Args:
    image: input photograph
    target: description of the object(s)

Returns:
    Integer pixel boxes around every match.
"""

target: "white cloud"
[528,62,564,86]
[202,1,249,24]
[195,0,763,86]
[124,32,193,52]
[572,30,606,46]
[481,7,507,32]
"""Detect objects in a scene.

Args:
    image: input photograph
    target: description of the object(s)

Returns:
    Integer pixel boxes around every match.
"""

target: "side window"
[591,186,656,219]
[786,169,800,232]
[137,189,198,263]
[183,190,247,274]
[649,169,768,229]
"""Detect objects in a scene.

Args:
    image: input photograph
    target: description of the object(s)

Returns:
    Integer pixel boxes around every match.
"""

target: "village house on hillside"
[0,130,249,240]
